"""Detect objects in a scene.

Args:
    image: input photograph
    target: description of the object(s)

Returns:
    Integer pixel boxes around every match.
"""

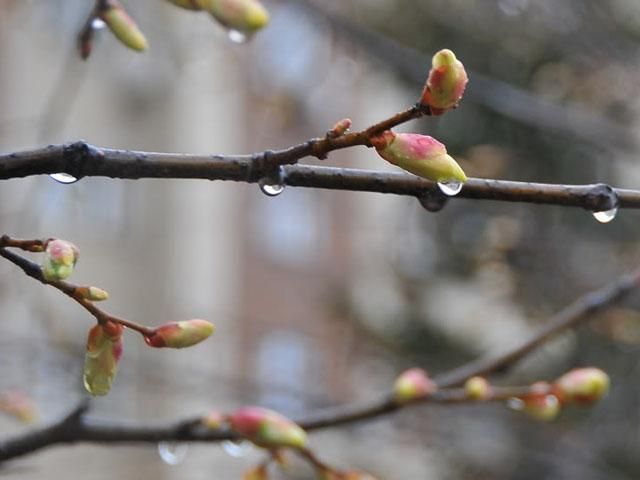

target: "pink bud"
[464,376,491,400]
[511,382,560,421]
[393,368,437,404]
[553,367,610,405]
[144,319,214,348]
[83,321,124,396]
[201,409,224,429]
[420,49,468,115]
[372,131,467,184]
[228,406,307,449]
[327,118,352,138]
[42,239,79,281]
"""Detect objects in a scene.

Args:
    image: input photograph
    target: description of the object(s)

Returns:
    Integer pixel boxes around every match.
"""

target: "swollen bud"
[101,1,148,52]
[83,321,124,396]
[510,382,560,422]
[144,319,214,348]
[76,286,110,302]
[372,131,467,184]
[199,0,270,34]
[553,367,610,405]
[464,376,491,400]
[393,368,437,404]
[327,118,352,138]
[201,409,224,429]
[420,48,468,115]
[42,239,79,281]
[228,406,307,449]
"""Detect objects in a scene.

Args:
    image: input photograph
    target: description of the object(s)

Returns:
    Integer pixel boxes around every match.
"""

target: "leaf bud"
[372,131,467,184]
[42,239,79,281]
[198,0,270,33]
[464,376,491,400]
[101,1,148,52]
[228,406,307,449]
[144,319,215,348]
[83,321,124,396]
[393,367,437,404]
[76,286,110,302]
[553,367,610,405]
[420,48,468,115]
[327,118,352,138]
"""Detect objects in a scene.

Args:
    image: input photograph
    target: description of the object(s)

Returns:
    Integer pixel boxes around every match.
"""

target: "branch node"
[583,183,619,212]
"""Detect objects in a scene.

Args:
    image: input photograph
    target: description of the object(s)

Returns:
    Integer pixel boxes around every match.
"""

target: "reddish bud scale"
[327,118,352,138]
[229,406,307,449]
[393,367,437,404]
[144,319,214,348]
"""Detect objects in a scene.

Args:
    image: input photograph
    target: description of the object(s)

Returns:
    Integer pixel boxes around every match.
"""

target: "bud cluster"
[42,239,79,281]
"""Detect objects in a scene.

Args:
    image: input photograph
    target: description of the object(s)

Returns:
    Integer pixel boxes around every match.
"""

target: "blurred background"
[2,0,640,478]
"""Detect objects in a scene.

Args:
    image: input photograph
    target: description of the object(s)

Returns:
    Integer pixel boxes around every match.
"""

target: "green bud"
[101,1,148,52]
[83,322,124,396]
[42,239,79,281]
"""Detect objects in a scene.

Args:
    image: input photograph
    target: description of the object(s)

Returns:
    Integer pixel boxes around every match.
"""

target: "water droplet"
[437,181,463,197]
[592,207,618,224]
[158,442,189,466]
[91,18,106,30]
[49,173,79,184]
[417,192,448,212]
[258,167,286,197]
[222,439,253,458]
[227,29,248,44]
[506,397,524,411]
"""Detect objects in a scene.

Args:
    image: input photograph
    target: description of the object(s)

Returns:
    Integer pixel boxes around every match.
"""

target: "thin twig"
[0,238,154,337]
[0,269,636,462]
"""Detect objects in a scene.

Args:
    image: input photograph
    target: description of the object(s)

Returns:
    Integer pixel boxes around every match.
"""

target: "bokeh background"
[2,0,640,478]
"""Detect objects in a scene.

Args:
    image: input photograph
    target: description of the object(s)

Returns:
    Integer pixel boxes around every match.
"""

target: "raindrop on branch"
[437,181,463,197]
[49,173,79,184]
[158,442,189,466]
[227,29,249,44]
[592,207,618,224]
[258,166,286,197]
[91,18,107,30]
[221,439,253,457]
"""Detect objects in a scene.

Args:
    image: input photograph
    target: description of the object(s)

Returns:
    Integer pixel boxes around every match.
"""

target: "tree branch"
[1,267,637,462]
[1,140,637,212]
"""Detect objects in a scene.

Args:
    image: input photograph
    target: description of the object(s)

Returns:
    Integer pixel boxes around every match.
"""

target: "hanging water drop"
[222,439,253,458]
[417,192,448,212]
[437,180,463,197]
[506,397,524,411]
[49,173,79,184]
[227,29,248,44]
[259,181,285,197]
[158,442,189,466]
[258,166,286,197]
[592,207,618,224]
[91,18,107,30]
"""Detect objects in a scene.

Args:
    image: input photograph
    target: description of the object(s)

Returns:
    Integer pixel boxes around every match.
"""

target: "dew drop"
[592,207,618,224]
[49,173,79,184]
[221,439,253,458]
[437,181,463,197]
[506,397,524,411]
[227,29,248,44]
[158,442,189,466]
[91,18,107,30]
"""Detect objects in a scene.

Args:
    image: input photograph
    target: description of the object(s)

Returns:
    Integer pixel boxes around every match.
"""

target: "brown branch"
[0,140,636,212]
[0,238,154,337]
[0,268,636,462]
